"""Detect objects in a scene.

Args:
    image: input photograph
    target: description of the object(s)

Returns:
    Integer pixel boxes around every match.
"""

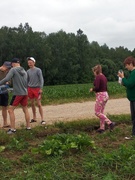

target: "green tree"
[100,58,117,81]
[76,29,91,83]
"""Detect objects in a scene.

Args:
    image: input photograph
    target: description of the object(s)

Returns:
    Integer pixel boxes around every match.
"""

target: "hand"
[0,66,4,71]
[89,88,93,92]
[118,71,124,78]
[39,89,43,94]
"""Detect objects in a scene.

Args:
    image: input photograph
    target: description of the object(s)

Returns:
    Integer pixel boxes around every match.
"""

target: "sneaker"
[109,122,116,131]
[26,127,31,130]
[2,125,10,128]
[125,136,132,140]
[30,119,37,123]
[125,135,135,140]
[7,129,16,134]
[41,120,46,125]
[96,128,105,133]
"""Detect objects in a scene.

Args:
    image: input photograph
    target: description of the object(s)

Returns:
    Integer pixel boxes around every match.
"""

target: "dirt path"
[0,98,130,128]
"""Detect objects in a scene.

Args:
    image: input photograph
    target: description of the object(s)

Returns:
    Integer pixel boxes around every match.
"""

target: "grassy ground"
[1,82,132,179]
[0,114,135,180]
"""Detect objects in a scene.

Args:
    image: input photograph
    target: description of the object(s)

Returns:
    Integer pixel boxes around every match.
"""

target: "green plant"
[0,130,10,145]
[0,146,5,152]
[0,157,12,172]
[20,153,36,165]
[31,133,96,156]
[7,137,29,151]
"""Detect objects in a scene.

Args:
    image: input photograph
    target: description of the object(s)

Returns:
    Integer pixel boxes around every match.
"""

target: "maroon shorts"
[10,95,28,106]
[28,87,41,99]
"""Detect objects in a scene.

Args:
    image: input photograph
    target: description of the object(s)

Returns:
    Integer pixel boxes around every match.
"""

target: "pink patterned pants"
[95,92,112,130]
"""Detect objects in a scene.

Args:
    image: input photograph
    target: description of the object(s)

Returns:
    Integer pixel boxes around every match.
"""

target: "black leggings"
[130,101,135,135]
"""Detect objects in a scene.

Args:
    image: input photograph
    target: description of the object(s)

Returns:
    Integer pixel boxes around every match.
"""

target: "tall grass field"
[42,81,126,105]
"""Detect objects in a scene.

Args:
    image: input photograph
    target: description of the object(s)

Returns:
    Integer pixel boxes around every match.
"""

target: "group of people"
[1,55,135,137]
[0,57,45,134]
[90,56,135,139]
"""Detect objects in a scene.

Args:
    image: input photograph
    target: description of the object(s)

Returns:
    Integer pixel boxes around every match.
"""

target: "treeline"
[0,23,134,85]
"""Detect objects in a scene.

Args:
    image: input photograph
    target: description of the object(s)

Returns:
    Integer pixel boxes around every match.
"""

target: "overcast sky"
[1,0,135,50]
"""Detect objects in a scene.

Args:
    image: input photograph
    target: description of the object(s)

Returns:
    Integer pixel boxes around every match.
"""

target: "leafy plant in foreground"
[7,137,29,151]
[31,133,96,156]
[0,146,5,152]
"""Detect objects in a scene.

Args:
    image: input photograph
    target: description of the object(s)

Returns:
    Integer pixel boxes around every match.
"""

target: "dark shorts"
[0,93,9,106]
[10,95,28,106]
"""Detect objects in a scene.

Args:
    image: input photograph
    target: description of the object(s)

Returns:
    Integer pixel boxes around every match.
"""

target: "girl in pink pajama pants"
[90,65,115,133]
[95,92,112,130]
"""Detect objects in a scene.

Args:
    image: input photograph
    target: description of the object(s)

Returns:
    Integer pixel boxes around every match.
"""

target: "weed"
[0,130,10,145]
[0,157,12,172]
[20,153,36,165]
[7,137,29,151]
[31,133,96,156]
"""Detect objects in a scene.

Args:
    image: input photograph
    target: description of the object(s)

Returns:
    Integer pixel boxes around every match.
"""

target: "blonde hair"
[92,65,102,75]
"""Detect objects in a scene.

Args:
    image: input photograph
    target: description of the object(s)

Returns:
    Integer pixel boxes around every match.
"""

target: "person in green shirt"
[118,56,135,139]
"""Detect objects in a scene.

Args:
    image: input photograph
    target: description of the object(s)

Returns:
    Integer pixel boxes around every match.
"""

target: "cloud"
[0,0,135,50]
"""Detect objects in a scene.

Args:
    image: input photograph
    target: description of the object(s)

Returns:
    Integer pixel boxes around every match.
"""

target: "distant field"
[42,82,126,105]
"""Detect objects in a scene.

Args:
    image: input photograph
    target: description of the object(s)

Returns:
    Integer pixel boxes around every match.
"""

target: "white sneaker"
[7,129,16,134]
[26,127,31,130]
[125,136,132,140]
[41,120,46,125]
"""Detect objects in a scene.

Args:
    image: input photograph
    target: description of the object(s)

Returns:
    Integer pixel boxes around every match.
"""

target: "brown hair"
[92,64,102,75]
[124,56,135,66]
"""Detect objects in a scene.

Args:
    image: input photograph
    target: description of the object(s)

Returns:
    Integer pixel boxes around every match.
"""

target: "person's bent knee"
[95,112,100,117]
[37,104,42,108]
[8,107,14,114]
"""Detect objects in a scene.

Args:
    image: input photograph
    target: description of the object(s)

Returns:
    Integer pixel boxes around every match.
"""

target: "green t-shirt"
[122,69,135,101]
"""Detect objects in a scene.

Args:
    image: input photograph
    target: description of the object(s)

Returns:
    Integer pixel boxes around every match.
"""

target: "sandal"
[41,120,46,125]
[2,125,10,128]
[96,128,105,133]
[109,122,116,131]
[30,119,37,123]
